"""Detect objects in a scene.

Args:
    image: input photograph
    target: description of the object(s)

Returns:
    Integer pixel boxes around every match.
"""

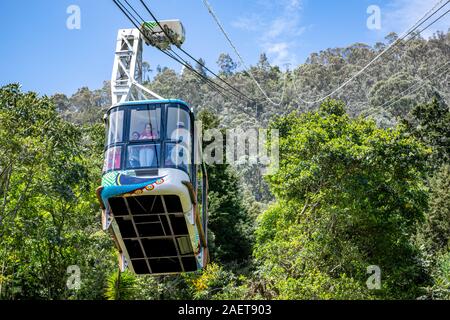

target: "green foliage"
[132,275,192,300]
[407,94,450,169]
[217,54,237,76]
[0,84,114,299]
[198,110,256,264]
[184,263,249,300]
[421,251,450,300]
[403,96,450,300]
[195,58,207,78]
[52,82,111,125]
[422,165,450,254]
[369,72,424,119]
[105,270,137,300]
[255,99,430,299]
[1,30,449,300]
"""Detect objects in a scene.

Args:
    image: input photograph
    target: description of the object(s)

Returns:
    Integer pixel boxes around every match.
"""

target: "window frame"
[163,104,195,179]
[103,102,195,178]
[125,143,162,170]
[106,108,125,146]
[102,145,123,173]
[128,106,162,143]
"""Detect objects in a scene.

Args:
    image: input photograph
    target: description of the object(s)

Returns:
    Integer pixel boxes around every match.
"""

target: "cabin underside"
[108,194,199,274]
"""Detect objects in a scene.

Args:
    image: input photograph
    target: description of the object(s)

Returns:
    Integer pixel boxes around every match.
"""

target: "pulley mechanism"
[141,20,185,50]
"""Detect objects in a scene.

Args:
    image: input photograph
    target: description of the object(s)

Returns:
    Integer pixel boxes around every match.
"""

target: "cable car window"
[167,107,191,146]
[130,108,161,141]
[103,146,122,172]
[165,143,190,174]
[107,110,124,145]
[127,144,161,169]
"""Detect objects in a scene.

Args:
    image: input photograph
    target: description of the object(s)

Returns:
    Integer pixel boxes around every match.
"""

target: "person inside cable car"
[140,122,158,140]
[138,122,158,167]
[171,121,190,145]
[130,131,140,141]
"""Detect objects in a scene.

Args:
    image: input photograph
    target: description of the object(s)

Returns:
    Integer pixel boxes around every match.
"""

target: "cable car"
[96,99,209,275]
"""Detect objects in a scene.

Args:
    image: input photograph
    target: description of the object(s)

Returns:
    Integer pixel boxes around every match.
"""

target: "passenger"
[139,123,156,167]
[171,121,190,145]
[140,122,157,140]
[131,131,140,141]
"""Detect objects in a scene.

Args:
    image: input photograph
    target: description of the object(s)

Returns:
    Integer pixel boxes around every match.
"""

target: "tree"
[369,72,426,119]
[0,84,115,299]
[257,53,270,71]
[254,100,430,299]
[142,61,152,82]
[406,94,450,169]
[421,250,450,300]
[385,32,399,44]
[52,93,70,114]
[198,110,256,264]
[60,86,108,124]
[195,58,207,78]
[217,53,237,76]
[105,270,137,300]
[421,165,450,254]
[184,263,249,300]
[2,28,450,301]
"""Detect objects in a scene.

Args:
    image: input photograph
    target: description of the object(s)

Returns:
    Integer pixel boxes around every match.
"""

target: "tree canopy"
[1,30,449,300]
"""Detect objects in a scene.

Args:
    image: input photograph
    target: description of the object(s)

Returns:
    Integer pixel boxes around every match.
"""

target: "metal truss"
[111,28,163,105]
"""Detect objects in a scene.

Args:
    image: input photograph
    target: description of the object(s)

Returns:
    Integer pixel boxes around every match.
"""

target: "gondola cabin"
[96,100,208,275]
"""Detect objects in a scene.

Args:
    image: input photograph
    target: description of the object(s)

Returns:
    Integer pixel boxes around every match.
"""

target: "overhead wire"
[292,1,450,109]
[113,0,252,104]
[138,0,256,104]
[291,0,450,104]
[115,0,143,27]
[166,47,248,102]
[124,0,148,25]
[163,47,242,101]
[115,0,449,117]
[114,0,241,102]
[201,0,289,107]
[202,0,450,105]
[378,60,450,112]
[113,0,225,98]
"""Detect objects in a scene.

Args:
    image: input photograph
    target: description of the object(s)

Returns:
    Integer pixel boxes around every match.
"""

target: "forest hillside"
[0,31,449,300]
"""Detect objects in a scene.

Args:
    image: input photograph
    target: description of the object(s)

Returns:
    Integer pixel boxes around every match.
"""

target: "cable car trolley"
[96,20,209,275]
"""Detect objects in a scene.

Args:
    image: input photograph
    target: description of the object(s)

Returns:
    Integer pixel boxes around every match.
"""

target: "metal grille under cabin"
[108,195,198,274]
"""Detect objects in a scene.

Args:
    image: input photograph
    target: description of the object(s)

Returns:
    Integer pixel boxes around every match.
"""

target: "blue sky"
[0,0,448,96]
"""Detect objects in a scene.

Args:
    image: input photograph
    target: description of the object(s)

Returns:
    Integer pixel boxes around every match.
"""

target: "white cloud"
[287,0,302,11]
[230,14,263,32]
[231,0,305,67]
[266,18,294,39]
[265,42,294,66]
[265,18,307,39]
[382,0,450,38]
